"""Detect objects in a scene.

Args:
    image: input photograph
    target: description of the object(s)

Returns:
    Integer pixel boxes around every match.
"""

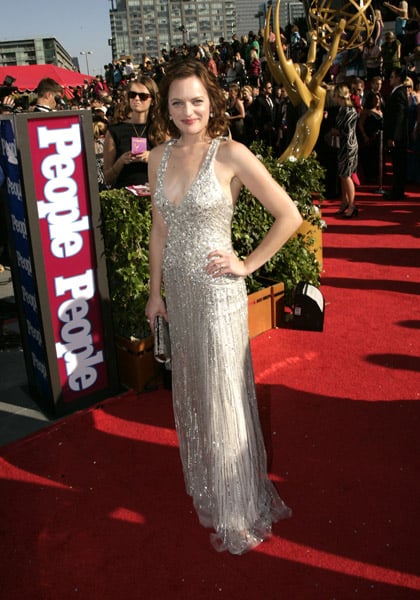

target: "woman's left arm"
[207,142,302,277]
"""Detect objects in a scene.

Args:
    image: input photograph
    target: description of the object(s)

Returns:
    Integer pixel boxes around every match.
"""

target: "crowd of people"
[1,14,420,203]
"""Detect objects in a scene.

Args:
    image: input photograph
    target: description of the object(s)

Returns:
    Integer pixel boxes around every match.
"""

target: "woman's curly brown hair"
[151,58,228,144]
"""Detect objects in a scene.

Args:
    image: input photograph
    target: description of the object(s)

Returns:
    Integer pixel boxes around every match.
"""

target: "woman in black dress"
[331,84,359,218]
[241,85,257,146]
[226,83,245,142]
[357,92,383,182]
[103,76,159,188]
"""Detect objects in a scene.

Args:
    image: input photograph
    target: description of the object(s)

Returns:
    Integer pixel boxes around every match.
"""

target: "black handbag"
[154,316,171,365]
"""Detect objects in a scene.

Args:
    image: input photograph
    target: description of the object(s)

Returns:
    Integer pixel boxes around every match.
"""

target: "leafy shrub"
[100,189,152,338]
[100,148,325,338]
[233,143,325,302]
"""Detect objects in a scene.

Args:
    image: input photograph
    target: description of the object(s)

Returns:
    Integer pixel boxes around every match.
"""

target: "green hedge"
[100,148,325,339]
[234,143,325,297]
[100,189,152,339]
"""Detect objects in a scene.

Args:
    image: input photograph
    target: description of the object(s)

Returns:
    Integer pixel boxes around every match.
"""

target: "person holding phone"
[103,76,159,188]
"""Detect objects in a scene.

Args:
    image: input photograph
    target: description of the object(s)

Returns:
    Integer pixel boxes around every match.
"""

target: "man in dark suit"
[254,81,276,148]
[383,68,409,200]
[33,78,63,112]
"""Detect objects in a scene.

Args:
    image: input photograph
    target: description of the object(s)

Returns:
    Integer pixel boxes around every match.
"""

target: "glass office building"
[0,37,75,70]
[108,0,306,63]
[109,0,235,60]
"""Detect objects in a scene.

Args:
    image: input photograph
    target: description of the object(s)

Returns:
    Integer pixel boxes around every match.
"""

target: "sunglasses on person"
[128,91,151,101]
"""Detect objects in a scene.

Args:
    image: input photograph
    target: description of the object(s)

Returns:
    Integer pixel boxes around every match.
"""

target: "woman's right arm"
[103,130,120,185]
[145,147,168,325]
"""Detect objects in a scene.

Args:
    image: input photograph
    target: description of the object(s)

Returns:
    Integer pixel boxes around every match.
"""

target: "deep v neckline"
[163,139,216,208]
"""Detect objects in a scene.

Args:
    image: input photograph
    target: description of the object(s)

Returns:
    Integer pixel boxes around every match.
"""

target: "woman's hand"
[206,250,249,278]
[121,150,149,165]
[145,295,168,331]
[139,150,150,163]
[119,150,140,166]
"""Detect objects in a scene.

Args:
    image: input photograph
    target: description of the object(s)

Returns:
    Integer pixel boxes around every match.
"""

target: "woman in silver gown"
[146,59,302,555]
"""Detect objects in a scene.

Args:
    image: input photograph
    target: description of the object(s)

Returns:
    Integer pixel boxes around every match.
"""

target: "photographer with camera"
[0,74,19,113]
[33,77,64,112]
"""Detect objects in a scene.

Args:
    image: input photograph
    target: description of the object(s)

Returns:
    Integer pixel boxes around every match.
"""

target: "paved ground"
[0,265,54,447]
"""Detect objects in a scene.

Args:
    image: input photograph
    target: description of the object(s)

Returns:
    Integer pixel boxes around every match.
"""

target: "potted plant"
[100,188,161,392]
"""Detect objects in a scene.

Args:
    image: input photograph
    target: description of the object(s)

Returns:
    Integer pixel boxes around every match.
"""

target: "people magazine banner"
[26,114,109,405]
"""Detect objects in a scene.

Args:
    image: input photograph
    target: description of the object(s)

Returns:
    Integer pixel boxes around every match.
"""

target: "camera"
[0,75,18,102]
[0,85,18,101]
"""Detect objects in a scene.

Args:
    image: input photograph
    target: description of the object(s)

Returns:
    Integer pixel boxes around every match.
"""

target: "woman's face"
[128,83,153,116]
[168,76,211,138]
[242,90,251,103]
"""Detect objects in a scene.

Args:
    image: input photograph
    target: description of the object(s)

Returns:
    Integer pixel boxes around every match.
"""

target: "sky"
[0,0,113,76]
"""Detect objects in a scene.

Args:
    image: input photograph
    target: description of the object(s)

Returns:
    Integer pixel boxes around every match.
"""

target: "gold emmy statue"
[264,0,375,161]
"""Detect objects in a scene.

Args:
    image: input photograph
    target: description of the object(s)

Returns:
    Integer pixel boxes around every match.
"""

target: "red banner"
[28,115,109,401]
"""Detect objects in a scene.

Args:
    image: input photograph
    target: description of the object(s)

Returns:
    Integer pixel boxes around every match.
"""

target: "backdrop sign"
[0,111,118,416]
[27,115,108,399]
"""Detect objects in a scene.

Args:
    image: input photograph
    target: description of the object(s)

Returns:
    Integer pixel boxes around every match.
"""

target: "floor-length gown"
[153,137,292,555]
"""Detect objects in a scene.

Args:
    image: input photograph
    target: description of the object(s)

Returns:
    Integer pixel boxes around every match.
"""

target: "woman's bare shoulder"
[149,140,172,166]
[150,140,171,157]
[215,138,269,190]
[217,138,265,177]
[217,137,255,163]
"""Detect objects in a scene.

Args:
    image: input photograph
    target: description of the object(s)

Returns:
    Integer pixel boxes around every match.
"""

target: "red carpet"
[0,184,419,599]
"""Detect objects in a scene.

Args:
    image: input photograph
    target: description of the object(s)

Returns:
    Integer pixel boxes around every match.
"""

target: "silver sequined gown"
[153,138,291,555]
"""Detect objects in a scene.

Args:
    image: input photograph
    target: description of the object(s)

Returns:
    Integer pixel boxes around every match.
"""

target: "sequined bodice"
[154,138,236,286]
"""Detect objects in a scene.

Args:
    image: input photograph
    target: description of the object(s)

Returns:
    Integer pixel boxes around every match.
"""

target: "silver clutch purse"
[154,316,171,365]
